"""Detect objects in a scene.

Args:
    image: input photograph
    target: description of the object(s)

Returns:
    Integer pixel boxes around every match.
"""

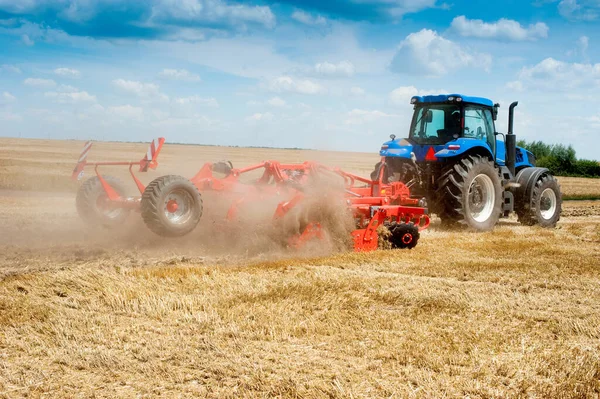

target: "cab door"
[464,106,496,154]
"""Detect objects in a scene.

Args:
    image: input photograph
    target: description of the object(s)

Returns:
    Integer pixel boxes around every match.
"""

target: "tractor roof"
[411,94,494,107]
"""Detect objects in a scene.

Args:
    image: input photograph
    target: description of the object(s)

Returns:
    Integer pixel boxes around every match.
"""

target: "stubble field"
[1,138,599,398]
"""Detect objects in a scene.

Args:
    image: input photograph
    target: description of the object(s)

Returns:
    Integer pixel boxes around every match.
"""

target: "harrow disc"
[387,221,420,249]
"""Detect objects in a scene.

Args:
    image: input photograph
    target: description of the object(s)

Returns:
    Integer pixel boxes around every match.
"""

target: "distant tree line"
[517,140,600,177]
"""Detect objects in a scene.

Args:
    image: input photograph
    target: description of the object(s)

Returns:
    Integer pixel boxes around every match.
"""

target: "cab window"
[410,105,461,144]
[464,107,495,151]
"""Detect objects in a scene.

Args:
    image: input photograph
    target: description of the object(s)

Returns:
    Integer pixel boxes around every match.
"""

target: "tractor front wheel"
[141,175,203,237]
[517,174,561,227]
[437,155,503,231]
[76,175,130,227]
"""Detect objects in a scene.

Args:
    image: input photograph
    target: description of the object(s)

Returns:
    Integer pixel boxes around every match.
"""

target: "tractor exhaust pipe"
[506,101,518,176]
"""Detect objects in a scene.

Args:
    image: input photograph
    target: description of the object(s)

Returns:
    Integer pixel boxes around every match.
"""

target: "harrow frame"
[72,139,429,251]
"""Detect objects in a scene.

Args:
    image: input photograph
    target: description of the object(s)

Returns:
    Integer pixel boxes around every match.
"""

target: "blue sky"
[0,0,598,160]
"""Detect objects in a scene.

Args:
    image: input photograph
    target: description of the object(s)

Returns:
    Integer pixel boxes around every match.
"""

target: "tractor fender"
[379,147,413,158]
[514,167,550,204]
[434,138,493,159]
[380,138,413,158]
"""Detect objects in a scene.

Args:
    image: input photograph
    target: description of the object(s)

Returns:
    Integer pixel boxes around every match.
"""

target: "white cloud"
[57,84,79,93]
[246,112,274,122]
[389,86,419,105]
[389,86,449,105]
[513,57,600,91]
[76,104,106,121]
[246,97,288,107]
[21,34,34,46]
[159,68,201,82]
[156,36,297,79]
[451,16,548,41]
[170,95,219,119]
[54,67,81,78]
[390,29,492,77]
[506,81,524,92]
[386,0,438,17]
[44,90,96,104]
[291,10,327,26]
[24,78,57,88]
[558,0,598,20]
[1,64,21,73]
[150,0,276,29]
[567,36,590,61]
[345,109,398,125]
[112,79,169,101]
[314,61,355,78]
[173,95,218,107]
[350,87,365,96]
[578,35,589,53]
[113,79,159,96]
[0,110,21,121]
[108,105,144,121]
[267,97,286,107]
[0,18,18,27]
[268,76,324,95]
[1,91,16,103]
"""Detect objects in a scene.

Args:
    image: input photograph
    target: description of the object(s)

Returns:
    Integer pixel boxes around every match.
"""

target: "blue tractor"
[375,94,562,230]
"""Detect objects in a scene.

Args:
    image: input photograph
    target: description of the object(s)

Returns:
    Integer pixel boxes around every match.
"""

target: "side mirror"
[493,103,499,121]
[425,110,433,123]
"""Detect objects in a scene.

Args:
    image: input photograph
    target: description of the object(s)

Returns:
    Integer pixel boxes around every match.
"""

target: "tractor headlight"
[448,96,455,101]
[410,97,418,104]
[456,97,463,102]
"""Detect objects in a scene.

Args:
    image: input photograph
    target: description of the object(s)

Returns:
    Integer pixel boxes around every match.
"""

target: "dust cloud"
[0,162,359,276]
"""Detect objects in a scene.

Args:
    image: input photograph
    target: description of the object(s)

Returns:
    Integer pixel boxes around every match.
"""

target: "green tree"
[517,140,598,177]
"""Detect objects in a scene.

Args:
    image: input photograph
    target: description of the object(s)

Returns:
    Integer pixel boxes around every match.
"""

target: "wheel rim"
[539,188,557,220]
[96,195,123,219]
[467,174,495,223]
[402,233,413,244]
[163,189,194,224]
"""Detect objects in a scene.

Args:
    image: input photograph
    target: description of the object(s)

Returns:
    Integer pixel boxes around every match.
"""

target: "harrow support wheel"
[76,175,130,227]
[387,221,420,249]
[141,175,203,237]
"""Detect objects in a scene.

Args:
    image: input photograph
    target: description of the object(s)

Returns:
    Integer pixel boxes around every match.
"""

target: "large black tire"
[370,161,385,181]
[141,175,203,237]
[517,174,562,227]
[387,221,420,249]
[76,175,130,227]
[437,155,503,231]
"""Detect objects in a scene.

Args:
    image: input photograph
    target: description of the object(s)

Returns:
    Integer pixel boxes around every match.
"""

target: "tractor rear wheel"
[370,161,386,181]
[387,222,420,249]
[517,174,561,227]
[76,175,130,227]
[437,155,502,231]
[141,175,203,237]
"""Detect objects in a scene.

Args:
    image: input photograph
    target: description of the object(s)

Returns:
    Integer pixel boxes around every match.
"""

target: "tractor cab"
[408,95,496,154]
[379,93,537,174]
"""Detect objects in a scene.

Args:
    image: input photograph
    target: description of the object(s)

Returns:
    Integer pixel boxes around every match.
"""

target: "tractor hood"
[379,137,456,161]
[379,138,413,158]
[379,137,496,163]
